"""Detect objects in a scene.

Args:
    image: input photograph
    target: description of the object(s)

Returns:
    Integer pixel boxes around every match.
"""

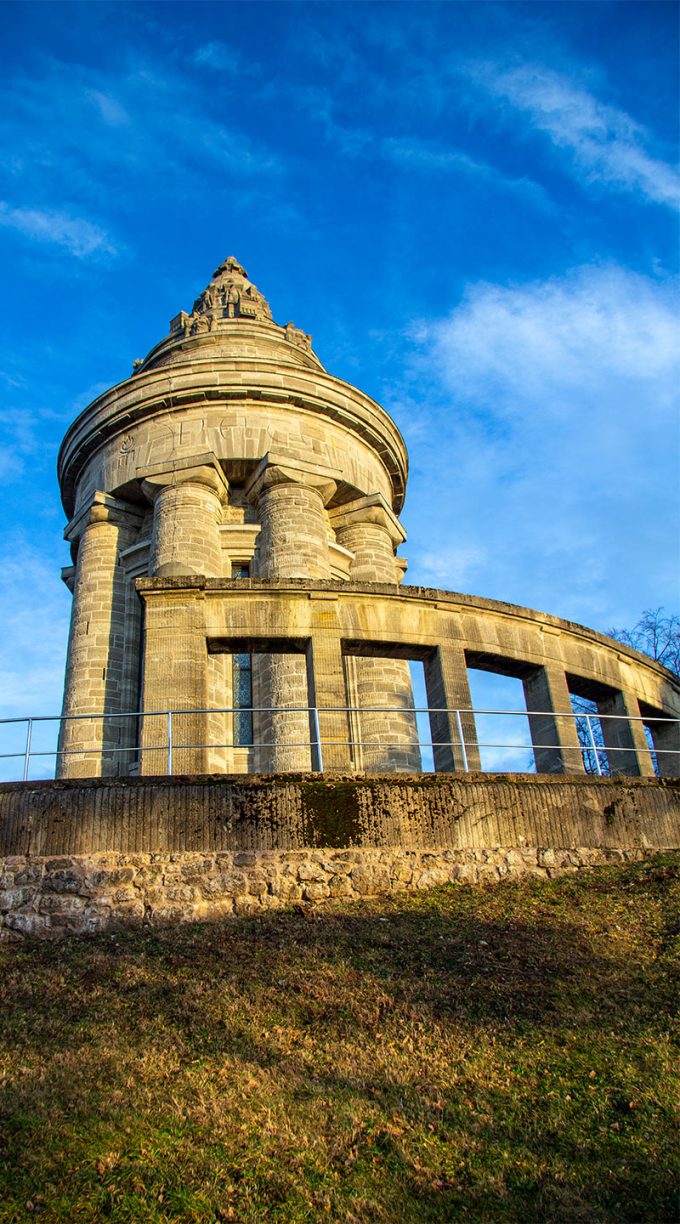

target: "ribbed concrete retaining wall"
[0,773,678,857]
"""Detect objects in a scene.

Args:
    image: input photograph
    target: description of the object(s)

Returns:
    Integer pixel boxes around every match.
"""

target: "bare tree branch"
[608,608,680,677]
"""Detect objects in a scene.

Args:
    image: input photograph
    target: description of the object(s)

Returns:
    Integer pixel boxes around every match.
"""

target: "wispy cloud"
[0,51,284,224]
[296,86,373,157]
[425,264,679,408]
[0,539,70,728]
[470,62,680,208]
[0,203,118,258]
[380,136,552,207]
[193,41,243,74]
[86,88,130,127]
[415,545,488,587]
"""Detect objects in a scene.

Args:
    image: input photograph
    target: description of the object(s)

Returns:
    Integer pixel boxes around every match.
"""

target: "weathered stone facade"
[55,255,680,780]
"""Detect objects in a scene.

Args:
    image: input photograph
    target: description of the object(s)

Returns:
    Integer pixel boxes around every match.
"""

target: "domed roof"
[134,256,324,375]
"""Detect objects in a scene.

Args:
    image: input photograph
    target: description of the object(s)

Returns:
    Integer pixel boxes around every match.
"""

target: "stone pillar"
[206,651,231,773]
[643,709,680,777]
[247,456,340,770]
[598,690,656,777]
[523,664,585,775]
[142,460,228,578]
[331,495,420,772]
[330,494,404,584]
[424,645,481,772]
[307,616,353,772]
[137,586,209,776]
[58,496,142,779]
[247,454,339,580]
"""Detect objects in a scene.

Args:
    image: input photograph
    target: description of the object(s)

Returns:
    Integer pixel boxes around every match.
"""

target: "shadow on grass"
[0,856,678,1222]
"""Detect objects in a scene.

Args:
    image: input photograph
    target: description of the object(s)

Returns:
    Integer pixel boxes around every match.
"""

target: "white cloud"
[0,52,284,224]
[380,135,552,207]
[412,545,488,587]
[399,264,680,628]
[0,203,118,258]
[428,264,680,408]
[473,62,680,208]
[86,89,130,127]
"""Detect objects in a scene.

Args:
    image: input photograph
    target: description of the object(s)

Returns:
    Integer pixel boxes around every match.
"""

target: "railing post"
[23,719,33,783]
[310,705,323,772]
[585,714,603,776]
[453,708,469,772]
[167,710,173,776]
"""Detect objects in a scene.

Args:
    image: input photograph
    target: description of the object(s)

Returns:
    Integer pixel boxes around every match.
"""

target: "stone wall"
[2,773,676,937]
[0,845,662,940]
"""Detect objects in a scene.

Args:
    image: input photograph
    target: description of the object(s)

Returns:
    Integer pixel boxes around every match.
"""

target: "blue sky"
[0,0,678,731]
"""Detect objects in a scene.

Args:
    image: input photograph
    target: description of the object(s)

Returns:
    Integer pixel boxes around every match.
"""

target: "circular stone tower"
[57,257,420,776]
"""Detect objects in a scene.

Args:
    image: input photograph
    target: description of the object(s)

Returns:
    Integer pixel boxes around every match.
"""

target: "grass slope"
[0,855,678,1223]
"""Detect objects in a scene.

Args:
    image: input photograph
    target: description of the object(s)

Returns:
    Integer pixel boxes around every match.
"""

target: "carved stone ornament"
[284,321,313,352]
[170,256,273,337]
[167,257,313,352]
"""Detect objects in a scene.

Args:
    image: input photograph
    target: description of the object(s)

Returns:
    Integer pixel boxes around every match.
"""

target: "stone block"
[349,864,391,895]
[302,880,330,901]
[39,894,87,916]
[0,887,34,912]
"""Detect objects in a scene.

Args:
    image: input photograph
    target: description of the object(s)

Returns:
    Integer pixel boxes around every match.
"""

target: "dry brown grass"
[0,854,678,1222]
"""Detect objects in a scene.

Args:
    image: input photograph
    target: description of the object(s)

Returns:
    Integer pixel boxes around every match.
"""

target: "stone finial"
[166,258,314,353]
[170,255,273,336]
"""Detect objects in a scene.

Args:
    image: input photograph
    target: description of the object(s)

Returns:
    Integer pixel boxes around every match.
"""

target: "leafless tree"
[608,607,680,677]
[572,609,679,774]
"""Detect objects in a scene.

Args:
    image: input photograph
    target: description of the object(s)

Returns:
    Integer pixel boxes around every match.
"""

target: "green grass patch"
[0,854,678,1222]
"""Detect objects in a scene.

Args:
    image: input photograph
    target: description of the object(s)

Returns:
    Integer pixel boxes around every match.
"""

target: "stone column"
[331,495,420,772]
[58,496,142,779]
[643,709,680,777]
[523,664,585,775]
[246,456,340,771]
[598,690,656,777]
[247,454,339,580]
[424,645,481,772]
[330,494,404,585]
[142,460,228,578]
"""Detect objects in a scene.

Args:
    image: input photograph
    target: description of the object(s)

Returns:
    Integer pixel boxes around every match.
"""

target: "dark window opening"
[233,653,253,746]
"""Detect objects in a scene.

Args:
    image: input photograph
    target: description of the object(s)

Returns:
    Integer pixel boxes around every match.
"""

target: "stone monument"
[56,257,680,780]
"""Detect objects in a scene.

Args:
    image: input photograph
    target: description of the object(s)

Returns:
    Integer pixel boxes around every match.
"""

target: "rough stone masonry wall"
[0,845,658,940]
[0,773,677,938]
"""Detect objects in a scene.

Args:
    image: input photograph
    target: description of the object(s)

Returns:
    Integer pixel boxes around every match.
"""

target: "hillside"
[0,856,678,1222]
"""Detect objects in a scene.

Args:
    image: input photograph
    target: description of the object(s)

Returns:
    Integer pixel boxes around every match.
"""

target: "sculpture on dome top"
[170,255,273,337]
[166,255,315,352]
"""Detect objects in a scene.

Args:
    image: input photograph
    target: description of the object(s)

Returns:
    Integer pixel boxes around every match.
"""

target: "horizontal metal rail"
[0,705,677,782]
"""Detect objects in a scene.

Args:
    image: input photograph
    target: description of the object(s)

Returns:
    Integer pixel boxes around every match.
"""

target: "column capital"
[64,492,145,543]
[245,452,340,506]
[140,453,229,505]
[328,493,406,546]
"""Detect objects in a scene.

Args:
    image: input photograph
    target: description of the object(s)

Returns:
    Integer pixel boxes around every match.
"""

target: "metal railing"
[0,705,678,782]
